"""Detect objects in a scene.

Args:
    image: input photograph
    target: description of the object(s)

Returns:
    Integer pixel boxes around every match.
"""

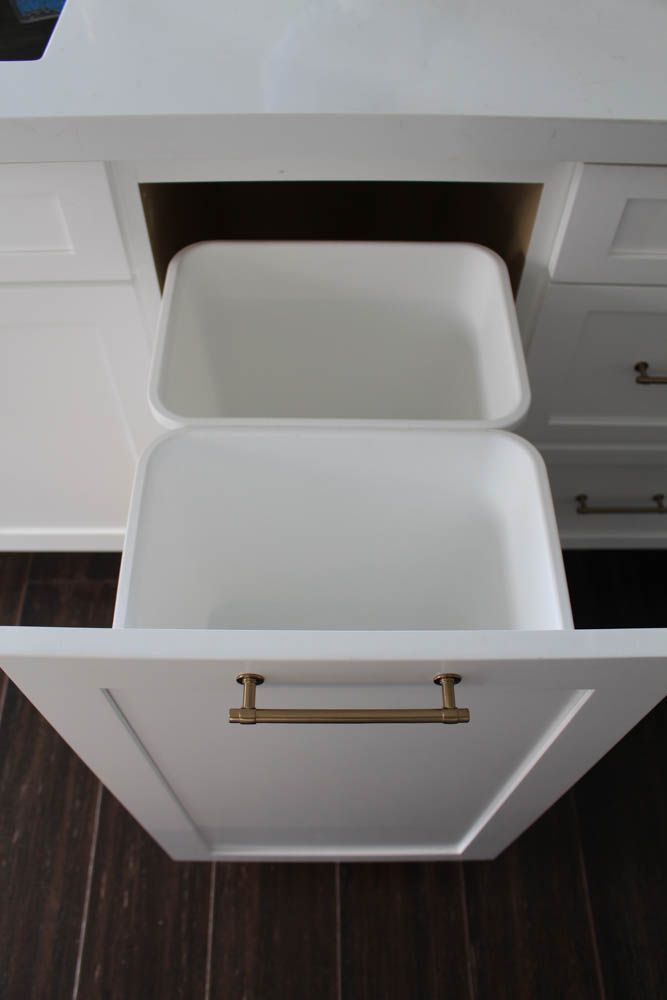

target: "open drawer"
[1,242,666,861]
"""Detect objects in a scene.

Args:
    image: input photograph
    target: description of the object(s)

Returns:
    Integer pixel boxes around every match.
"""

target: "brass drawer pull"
[229,672,470,725]
[576,493,666,515]
[635,362,667,385]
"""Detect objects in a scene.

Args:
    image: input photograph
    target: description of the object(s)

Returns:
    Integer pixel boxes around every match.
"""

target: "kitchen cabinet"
[2,238,665,862]
[523,163,667,548]
[0,0,665,870]
[0,163,158,548]
[0,284,155,549]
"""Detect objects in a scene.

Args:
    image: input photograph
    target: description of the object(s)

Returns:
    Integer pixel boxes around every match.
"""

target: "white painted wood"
[0,284,158,550]
[552,165,667,285]
[0,163,130,283]
[523,283,667,446]
[2,117,667,170]
[540,446,667,549]
[1,626,665,861]
[107,163,162,340]
[131,158,563,186]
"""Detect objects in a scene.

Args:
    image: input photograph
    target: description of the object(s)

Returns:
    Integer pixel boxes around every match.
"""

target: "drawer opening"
[140,181,542,295]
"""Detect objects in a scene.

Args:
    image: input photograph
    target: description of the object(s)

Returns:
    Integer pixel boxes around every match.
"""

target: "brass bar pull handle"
[576,493,666,515]
[635,362,667,385]
[229,673,470,725]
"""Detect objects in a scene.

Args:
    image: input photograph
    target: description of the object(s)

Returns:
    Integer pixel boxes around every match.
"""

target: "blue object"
[11,0,65,22]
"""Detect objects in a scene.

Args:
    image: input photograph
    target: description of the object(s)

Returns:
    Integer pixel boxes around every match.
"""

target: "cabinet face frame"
[551,163,667,285]
[2,626,666,861]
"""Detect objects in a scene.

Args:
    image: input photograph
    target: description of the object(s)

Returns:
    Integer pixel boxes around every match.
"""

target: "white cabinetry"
[551,164,667,285]
[1,239,666,862]
[0,285,155,549]
[525,283,667,446]
[0,163,130,282]
[526,164,667,548]
[545,449,667,549]
[2,627,665,861]
[0,162,665,863]
[0,163,157,549]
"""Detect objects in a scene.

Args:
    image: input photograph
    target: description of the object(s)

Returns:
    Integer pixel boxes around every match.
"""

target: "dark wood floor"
[1,551,665,1000]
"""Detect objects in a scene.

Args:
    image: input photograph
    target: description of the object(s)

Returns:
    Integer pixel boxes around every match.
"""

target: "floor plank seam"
[458,864,476,1000]
[569,793,607,1000]
[18,554,34,622]
[335,863,343,1000]
[71,781,103,1000]
[0,554,32,730]
[0,673,8,731]
[204,862,217,1000]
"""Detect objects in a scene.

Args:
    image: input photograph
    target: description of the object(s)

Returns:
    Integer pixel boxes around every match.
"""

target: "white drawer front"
[0,284,158,549]
[542,449,667,548]
[524,283,667,445]
[2,627,666,861]
[0,163,130,282]
[552,165,667,285]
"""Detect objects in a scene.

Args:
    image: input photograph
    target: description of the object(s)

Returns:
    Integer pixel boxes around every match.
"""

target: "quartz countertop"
[1,0,666,162]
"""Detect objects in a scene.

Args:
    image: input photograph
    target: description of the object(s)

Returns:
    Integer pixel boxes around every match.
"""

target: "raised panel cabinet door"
[552,164,667,285]
[1,627,666,861]
[0,284,159,550]
[524,282,667,446]
[0,162,130,282]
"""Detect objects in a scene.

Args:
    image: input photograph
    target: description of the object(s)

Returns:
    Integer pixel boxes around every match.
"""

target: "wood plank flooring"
[0,550,665,999]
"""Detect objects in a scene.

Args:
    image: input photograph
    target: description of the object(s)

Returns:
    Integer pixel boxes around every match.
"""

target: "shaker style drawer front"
[0,163,130,283]
[543,450,667,548]
[552,164,667,285]
[2,628,666,861]
[525,283,667,445]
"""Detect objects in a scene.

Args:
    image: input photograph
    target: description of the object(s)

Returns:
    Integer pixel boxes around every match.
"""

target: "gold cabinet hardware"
[635,362,667,385]
[229,672,470,725]
[576,493,666,515]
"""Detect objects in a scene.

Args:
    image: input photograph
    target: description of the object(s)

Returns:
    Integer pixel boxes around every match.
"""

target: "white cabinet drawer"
[1,241,666,863]
[542,448,667,549]
[0,163,130,282]
[2,627,666,861]
[552,165,667,285]
[0,284,157,549]
[524,283,667,446]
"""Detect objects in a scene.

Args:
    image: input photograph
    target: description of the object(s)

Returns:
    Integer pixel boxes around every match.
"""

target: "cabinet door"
[0,163,130,282]
[524,283,667,446]
[552,164,667,285]
[2,627,665,861]
[0,285,158,549]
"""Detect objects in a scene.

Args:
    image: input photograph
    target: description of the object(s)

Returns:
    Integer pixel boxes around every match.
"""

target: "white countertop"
[1,0,666,162]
